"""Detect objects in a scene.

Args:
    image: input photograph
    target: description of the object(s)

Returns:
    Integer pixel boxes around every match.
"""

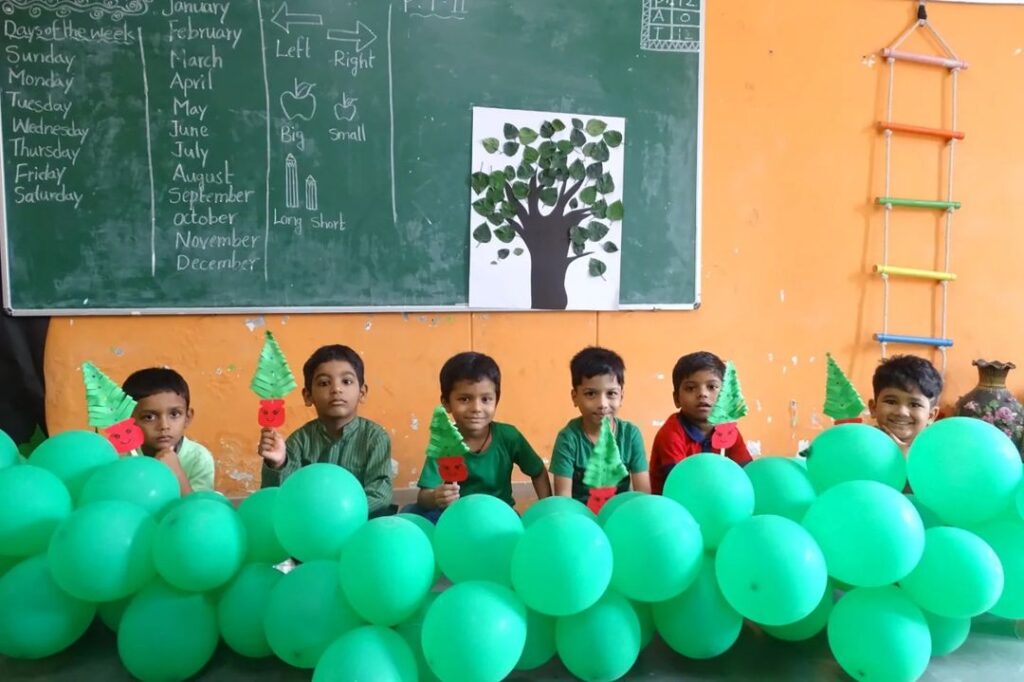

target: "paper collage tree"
[426,405,471,483]
[823,353,866,424]
[583,417,628,514]
[82,361,143,454]
[250,331,297,428]
[708,361,748,452]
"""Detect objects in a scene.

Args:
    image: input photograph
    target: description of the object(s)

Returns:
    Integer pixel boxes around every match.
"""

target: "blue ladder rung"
[874,333,954,348]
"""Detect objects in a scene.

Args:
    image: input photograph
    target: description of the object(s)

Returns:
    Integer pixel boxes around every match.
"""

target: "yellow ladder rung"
[874,265,957,281]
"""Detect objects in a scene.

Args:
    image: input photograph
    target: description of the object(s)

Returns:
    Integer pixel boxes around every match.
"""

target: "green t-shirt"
[417,422,544,507]
[177,436,215,493]
[549,417,648,503]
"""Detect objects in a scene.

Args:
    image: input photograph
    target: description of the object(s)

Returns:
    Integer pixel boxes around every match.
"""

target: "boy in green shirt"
[410,352,552,521]
[550,346,650,503]
[258,345,395,517]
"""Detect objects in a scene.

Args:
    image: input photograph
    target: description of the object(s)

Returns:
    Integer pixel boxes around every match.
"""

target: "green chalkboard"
[0,0,702,313]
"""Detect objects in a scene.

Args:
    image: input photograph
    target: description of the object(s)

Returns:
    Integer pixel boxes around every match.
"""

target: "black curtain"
[0,279,48,443]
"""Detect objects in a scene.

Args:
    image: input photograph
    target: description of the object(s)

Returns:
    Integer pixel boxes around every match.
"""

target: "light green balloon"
[158,490,234,520]
[905,494,943,529]
[515,608,557,671]
[0,555,20,578]
[397,512,441,581]
[630,599,655,650]
[238,488,288,564]
[662,453,754,549]
[907,417,1022,526]
[79,456,180,516]
[1016,479,1024,520]
[556,591,641,682]
[716,515,827,626]
[273,463,367,562]
[605,495,703,602]
[264,560,365,668]
[394,592,441,682]
[763,587,834,642]
[521,495,596,527]
[923,610,970,657]
[97,597,131,633]
[29,430,118,501]
[0,465,72,557]
[827,587,930,682]
[596,491,644,526]
[153,498,247,592]
[745,456,817,521]
[900,526,1003,619]
[48,500,156,601]
[653,559,742,659]
[969,518,1024,618]
[339,517,434,626]
[802,480,924,587]
[434,494,523,585]
[422,581,527,682]
[117,581,219,682]
[217,563,283,658]
[806,424,906,492]
[0,430,19,470]
[313,625,419,682]
[0,555,95,659]
[510,512,611,616]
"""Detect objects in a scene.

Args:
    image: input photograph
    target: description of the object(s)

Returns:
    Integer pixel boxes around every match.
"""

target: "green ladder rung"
[876,197,961,210]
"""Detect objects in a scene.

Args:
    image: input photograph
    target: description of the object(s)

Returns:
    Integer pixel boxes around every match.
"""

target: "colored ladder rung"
[878,121,965,141]
[874,333,954,348]
[881,48,968,70]
[876,197,961,210]
[874,265,957,281]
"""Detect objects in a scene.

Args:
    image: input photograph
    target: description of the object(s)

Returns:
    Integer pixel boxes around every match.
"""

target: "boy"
[258,345,395,518]
[869,354,942,454]
[550,347,650,502]
[413,352,552,518]
[122,368,215,495]
[649,352,752,495]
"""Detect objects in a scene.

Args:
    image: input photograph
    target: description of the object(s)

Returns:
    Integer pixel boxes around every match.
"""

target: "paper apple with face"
[280,79,317,121]
[104,417,144,454]
[711,422,739,450]
[438,456,468,483]
[258,399,286,428]
[587,486,616,514]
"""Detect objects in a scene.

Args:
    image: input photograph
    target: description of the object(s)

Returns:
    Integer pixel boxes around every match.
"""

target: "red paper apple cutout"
[438,456,468,483]
[711,422,739,450]
[587,486,616,514]
[104,418,144,454]
[258,399,286,428]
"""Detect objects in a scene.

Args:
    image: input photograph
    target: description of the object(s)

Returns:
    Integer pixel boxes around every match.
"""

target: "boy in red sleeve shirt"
[650,352,752,494]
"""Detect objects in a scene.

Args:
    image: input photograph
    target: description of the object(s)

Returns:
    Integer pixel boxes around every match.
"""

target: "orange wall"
[44,0,1024,496]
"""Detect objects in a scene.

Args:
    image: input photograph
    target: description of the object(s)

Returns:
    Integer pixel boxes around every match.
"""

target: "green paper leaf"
[570,128,586,148]
[472,198,494,217]
[517,163,534,180]
[586,162,604,180]
[571,241,587,256]
[539,141,556,158]
[482,137,499,154]
[552,119,566,132]
[82,361,138,428]
[570,226,589,245]
[489,171,506,190]
[503,165,516,181]
[512,181,530,200]
[503,123,519,140]
[583,417,628,487]
[486,213,504,226]
[250,332,297,400]
[588,258,607,277]
[497,249,510,260]
[472,223,492,244]
[426,405,470,458]
[603,130,623,148]
[592,199,608,219]
[556,140,574,155]
[503,141,520,156]
[539,187,558,206]
[486,185,503,204]
[709,361,748,424]
[572,118,584,130]
[540,121,555,138]
[591,141,611,162]
[602,242,619,253]
[470,172,489,194]
[585,119,608,137]
[513,248,524,256]
[499,201,517,219]
[523,146,540,164]
[595,173,615,195]
[519,128,538,144]
[587,222,609,241]
[607,200,624,221]
[580,186,598,205]
[494,225,516,243]
[569,160,586,181]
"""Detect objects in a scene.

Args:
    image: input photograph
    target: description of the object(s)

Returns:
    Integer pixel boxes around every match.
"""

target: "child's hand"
[434,482,460,509]
[258,428,286,468]
[154,447,183,473]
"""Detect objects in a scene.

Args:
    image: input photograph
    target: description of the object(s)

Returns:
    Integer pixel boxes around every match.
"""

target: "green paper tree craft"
[583,417,627,513]
[251,331,297,428]
[708,361,747,451]
[823,353,866,423]
[82,361,143,454]
[426,405,471,483]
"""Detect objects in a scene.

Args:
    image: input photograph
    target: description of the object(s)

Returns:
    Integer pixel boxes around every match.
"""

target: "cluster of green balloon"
[313,626,418,682]
[434,494,524,585]
[652,560,742,659]
[805,424,906,492]
[743,456,816,521]
[556,591,641,682]
[273,463,368,562]
[30,431,118,501]
[662,453,754,550]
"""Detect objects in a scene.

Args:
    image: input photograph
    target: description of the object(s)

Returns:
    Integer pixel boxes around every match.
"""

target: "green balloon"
[118,581,219,682]
[556,591,641,682]
[605,495,703,602]
[238,488,288,564]
[515,607,557,671]
[339,517,434,626]
[79,456,180,516]
[153,498,247,592]
[900,526,1003,618]
[521,495,596,527]
[0,465,72,557]
[923,610,970,657]
[905,494,943,529]
[314,625,418,682]
[827,587,930,682]
[596,491,644,526]
[273,463,367,562]
[394,592,441,682]
[662,453,754,549]
[745,456,817,521]
[48,500,156,601]
[0,555,95,659]
[653,559,742,659]
[434,494,523,585]
[397,513,441,581]
[422,581,527,682]
[630,599,655,650]
[1016,479,1024,519]
[806,424,906,492]
[158,490,234,520]
[264,560,365,668]
[908,417,1022,526]
[716,515,827,626]
[802,480,924,587]
[0,555,19,579]
[969,518,1024,618]
[30,430,118,501]
[510,512,611,616]
[0,429,19,470]
[763,587,834,642]
[217,563,284,658]
[97,597,131,632]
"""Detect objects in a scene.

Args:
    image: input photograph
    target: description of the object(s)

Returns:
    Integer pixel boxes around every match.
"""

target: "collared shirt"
[260,416,393,513]
[177,436,215,492]
[649,412,752,494]
[549,417,648,503]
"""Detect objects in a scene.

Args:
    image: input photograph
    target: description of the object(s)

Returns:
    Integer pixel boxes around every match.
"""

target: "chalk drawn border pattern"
[2,0,153,20]
[640,0,701,53]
